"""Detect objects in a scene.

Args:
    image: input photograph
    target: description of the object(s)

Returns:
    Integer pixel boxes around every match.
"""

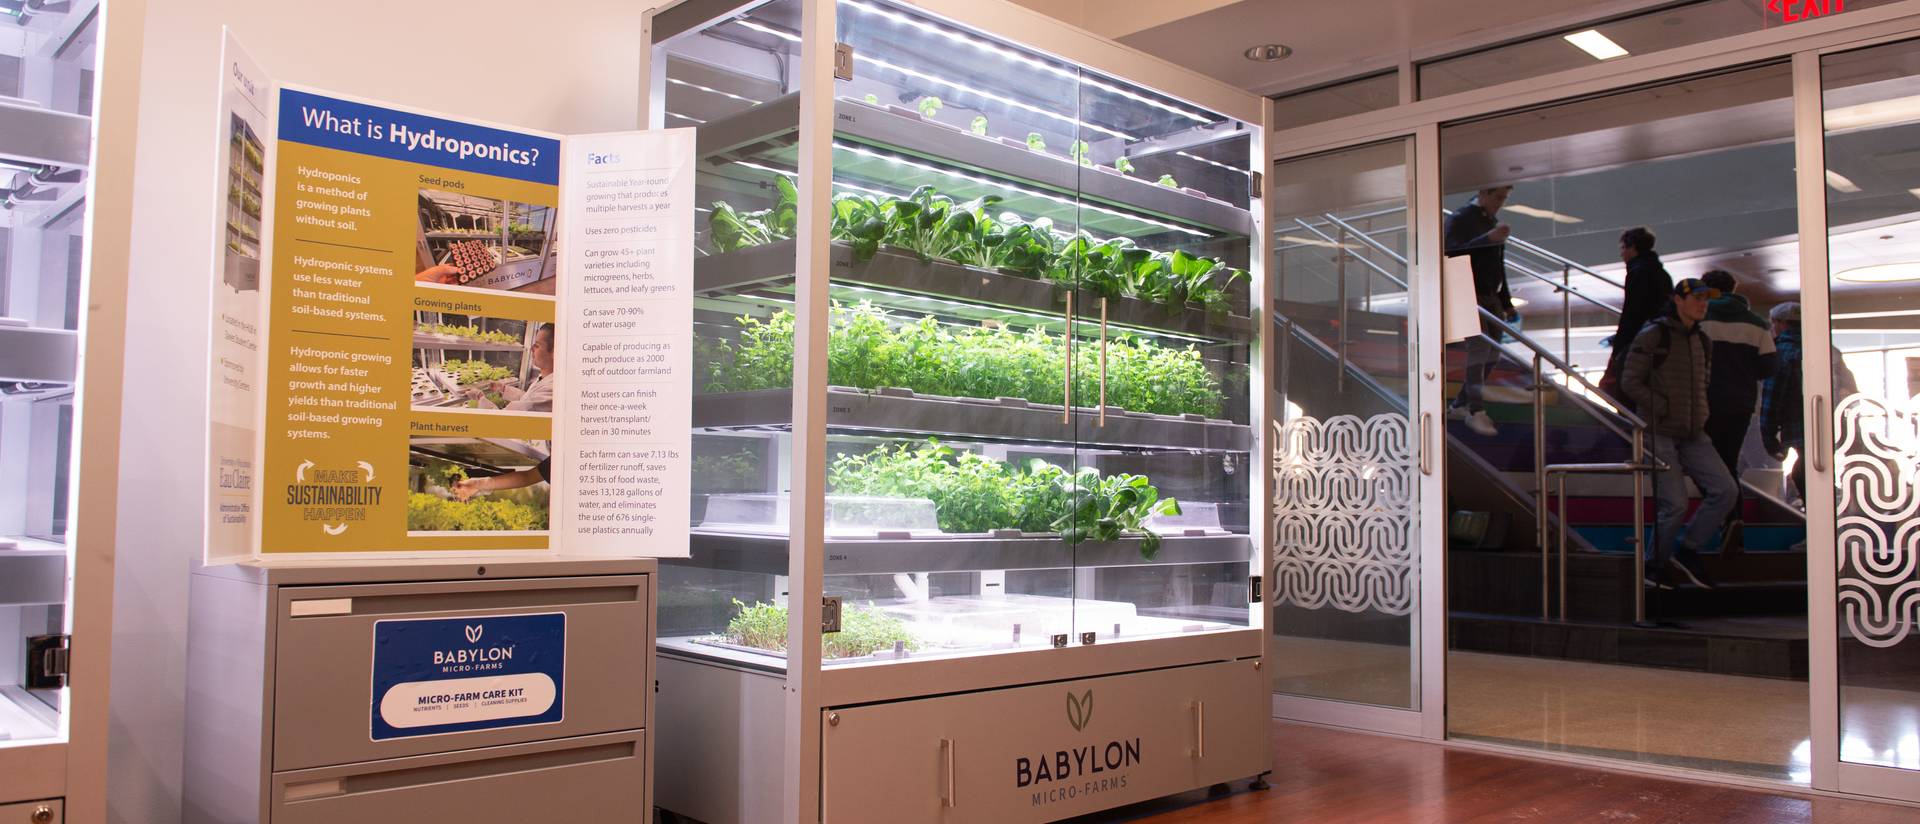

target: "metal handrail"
[1543,461,1653,625]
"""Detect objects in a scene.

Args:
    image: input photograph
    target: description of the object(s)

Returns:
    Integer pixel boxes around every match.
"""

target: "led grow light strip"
[833,142,1206,236]
[832,283,1215,344]
[668,76,764,106]
[1175,150,1250,177]
[731,17,1136,142]
[837,0,1215,125]
[667,111,708,124]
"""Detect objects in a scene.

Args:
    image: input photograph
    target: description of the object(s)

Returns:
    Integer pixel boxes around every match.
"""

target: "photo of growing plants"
[657,0,1258,669]
[411,311,539,413]
[407,437,549,533]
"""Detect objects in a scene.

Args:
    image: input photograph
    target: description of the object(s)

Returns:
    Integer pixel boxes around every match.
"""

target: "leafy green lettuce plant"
[828,439,1178,559]
[970,115,989,136]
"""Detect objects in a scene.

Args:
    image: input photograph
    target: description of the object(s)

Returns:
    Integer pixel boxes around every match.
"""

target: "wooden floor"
[1072,722,1920,824]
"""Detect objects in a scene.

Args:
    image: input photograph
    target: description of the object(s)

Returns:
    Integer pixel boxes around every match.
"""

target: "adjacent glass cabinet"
[646,1,1269,821]
[0,0,125,817]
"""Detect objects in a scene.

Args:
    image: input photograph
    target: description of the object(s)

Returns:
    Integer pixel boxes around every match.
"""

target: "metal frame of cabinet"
[181,558,655,824]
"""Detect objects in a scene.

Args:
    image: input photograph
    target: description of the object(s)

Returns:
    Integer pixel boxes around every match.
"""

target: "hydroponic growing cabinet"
[647,2,1270,820]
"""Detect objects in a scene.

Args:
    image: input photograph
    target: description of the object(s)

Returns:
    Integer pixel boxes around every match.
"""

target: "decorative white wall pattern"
[1271,414,1414,616]
[1835,393,1920,649]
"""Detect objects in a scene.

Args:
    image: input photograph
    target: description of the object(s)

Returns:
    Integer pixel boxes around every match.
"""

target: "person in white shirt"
[467,323,554,412]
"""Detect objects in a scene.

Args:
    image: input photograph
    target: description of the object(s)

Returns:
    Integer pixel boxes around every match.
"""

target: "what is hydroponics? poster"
[259,87,563,553]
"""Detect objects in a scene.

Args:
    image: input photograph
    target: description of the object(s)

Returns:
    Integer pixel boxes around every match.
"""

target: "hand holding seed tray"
[415,263,464,284]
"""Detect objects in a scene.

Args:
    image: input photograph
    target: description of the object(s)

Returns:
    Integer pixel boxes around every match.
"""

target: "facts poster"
[259,87,563,553]
[556,131,695,558]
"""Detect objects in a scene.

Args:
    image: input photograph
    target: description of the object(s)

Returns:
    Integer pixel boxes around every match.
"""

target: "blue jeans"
[1651,432,1737,563]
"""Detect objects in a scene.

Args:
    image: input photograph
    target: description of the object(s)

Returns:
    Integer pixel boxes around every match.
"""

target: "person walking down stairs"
[1444,185,1516,437]
[1621,279,1733,591]
[1698,270,1777,553]
[1600,227,1673,408]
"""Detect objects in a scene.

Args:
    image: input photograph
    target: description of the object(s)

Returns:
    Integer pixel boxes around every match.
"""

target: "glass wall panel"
[1271,139,1418,709]
[1441,63,1807,780]
[1821,38,1920,773]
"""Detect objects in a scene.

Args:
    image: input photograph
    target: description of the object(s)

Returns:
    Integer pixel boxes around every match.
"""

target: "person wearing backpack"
[1621,279,1734,590]
[1698,270,1777,550]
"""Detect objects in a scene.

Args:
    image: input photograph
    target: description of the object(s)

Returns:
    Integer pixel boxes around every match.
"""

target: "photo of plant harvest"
[699,302,1224,418]
[407,439,549,533]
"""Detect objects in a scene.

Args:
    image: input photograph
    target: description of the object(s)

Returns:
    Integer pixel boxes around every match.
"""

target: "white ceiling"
[1017,0,1675,96]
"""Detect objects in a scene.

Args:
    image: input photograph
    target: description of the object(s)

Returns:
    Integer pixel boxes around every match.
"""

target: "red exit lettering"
[1767,0,1846,24]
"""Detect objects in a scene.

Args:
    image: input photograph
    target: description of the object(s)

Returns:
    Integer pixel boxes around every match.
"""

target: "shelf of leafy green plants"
[693,92,1254,237]
[696,239,1253,343]
[681,529,1248,578]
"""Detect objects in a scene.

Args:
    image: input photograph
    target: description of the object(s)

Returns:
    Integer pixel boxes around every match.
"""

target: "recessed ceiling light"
[1244,44,1292,62]
[1836,263,1920,283]
[1564,29,1629,61]
[1826,170,1862,192]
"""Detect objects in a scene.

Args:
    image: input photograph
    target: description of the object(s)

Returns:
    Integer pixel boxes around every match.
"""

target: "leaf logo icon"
[465,625,484,644]
[1066,690,1093,732]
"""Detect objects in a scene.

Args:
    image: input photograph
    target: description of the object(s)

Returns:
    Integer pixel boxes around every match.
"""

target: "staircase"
[1277,210,1810,680]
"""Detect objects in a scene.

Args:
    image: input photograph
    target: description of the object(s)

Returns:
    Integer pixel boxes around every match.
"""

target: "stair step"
[1451,611,1808,679]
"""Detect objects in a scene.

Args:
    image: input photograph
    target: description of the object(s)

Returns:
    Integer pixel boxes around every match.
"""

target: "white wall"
[109,3,650,821]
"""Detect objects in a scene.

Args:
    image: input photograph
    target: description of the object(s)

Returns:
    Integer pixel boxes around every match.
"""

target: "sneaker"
[1462,410,1498,437]
[1669,551,1716,590]
[1447,403,1472,421]
[1718,519,1744,554]
[1644,569,1676,590]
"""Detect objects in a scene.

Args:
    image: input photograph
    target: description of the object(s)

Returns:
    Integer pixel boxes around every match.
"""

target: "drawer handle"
[290,598,353,617]
[1193,701,1205,759]
[941,738,956,808]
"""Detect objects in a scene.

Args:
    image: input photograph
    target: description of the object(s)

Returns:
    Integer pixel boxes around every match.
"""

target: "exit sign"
[1767,0,1846,24]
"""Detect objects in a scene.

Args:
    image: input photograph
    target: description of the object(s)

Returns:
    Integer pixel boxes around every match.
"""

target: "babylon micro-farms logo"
[1067,689,1093,732]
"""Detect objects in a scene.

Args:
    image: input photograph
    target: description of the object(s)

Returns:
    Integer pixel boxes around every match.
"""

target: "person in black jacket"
[1601,227,1673,408]
[1445,185,1515,437]
[1698,269,1777,548]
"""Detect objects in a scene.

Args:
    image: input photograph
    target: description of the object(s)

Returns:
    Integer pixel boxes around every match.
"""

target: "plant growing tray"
[677,530,1252,577]
[695,239,1254,343]
[410,331,525,352]
[695,386,1248,451]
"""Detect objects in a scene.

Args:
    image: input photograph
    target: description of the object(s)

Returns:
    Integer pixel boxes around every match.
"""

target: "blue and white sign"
[370,612,566,741]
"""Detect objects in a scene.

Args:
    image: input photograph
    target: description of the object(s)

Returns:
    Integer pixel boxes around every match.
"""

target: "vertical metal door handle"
[1098,297,1108,427]
[1193,701,1206,759]
[1062,292,1074,425]
[1419,412,1433,475]
[1812,394,1829,473]
[941,738,956,808]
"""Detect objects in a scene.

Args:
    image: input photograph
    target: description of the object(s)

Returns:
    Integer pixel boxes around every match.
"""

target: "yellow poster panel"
[261,107,561,553]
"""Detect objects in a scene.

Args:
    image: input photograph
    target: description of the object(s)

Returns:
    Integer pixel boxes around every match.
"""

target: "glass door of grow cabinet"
[1066,75,1259,651]
[818,0,1088,664]
[0,0,100,754]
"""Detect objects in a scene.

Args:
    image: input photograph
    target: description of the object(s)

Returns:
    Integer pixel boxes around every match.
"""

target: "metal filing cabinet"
[182,558,654,824]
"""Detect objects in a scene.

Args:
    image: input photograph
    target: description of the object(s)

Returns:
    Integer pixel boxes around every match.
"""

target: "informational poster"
[205,30,271,563]
[555,131,695,557]
[260,88,562,553]
[203,36,696,561]
[370,612,566,741]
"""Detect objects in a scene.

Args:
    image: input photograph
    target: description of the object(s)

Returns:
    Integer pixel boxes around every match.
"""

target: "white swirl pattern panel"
[1836,393,1920,648]
[1271,414,1415,616]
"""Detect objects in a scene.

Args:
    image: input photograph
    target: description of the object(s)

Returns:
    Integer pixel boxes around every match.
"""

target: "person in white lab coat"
[467,323,554,412]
